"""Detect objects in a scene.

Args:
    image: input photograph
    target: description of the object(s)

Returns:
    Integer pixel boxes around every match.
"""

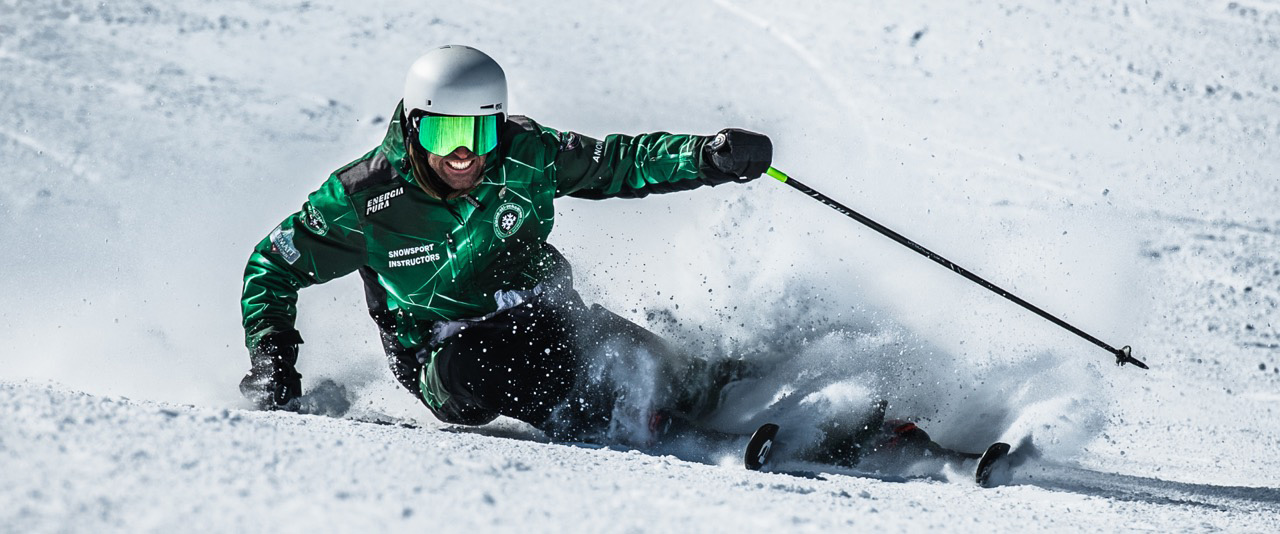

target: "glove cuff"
[255,328,304,349]
[252,329,304,361]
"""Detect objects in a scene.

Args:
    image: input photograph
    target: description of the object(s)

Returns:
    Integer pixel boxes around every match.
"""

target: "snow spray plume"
[653,303,1109,476]
[538,335,668,448]
[570,187,1116,475]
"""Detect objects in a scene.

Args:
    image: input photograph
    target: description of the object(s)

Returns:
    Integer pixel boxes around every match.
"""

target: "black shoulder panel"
[500,115,540,148]
[337,152,397,196]
[504,115,538,134]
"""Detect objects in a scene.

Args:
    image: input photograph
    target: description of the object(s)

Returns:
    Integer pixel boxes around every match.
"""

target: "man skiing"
[238,46,1013,482]
[238,45,772,443]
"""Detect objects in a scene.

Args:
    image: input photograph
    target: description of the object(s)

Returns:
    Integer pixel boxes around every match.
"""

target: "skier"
[238,45,771,443]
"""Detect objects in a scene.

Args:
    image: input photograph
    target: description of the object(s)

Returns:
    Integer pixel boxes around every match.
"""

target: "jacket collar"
[379,101,414,184]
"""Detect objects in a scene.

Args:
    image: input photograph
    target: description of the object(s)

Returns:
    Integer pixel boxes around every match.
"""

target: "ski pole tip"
[1115,345,1149,370]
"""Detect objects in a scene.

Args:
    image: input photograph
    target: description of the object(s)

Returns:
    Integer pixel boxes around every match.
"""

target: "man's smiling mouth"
[446,159,475,171]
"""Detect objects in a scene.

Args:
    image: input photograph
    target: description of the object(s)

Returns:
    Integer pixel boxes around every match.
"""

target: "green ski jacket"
[241,103,731,352]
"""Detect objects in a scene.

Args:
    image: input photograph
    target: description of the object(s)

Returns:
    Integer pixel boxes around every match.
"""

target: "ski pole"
[765,166,1148,370]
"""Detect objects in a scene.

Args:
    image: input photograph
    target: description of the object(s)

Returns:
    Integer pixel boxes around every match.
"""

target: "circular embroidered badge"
[493,202,526,239]
[303,202,329,236]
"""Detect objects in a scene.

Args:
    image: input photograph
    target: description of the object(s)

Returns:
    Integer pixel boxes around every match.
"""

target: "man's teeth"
[446,159,474,170]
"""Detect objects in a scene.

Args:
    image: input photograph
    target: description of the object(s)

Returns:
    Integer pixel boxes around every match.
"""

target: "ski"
[745,420,1013,488]
[744,423,780,470]
[974,442,1012,487]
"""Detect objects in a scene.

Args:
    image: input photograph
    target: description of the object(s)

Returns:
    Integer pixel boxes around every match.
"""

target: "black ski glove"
[239,329,304,410]
[702,128,773,182]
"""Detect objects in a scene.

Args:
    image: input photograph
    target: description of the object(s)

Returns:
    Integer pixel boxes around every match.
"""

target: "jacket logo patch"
[559,131,581,152]
[270,224,301,264]
[366,187,404,215]
[493,202,526,239]
[302,202,329,236]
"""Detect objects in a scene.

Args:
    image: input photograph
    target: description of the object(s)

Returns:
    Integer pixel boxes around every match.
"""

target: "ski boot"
[672,356,759,422]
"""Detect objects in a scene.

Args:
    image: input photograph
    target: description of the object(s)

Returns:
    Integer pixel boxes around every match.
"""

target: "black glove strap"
[703,128,773,181]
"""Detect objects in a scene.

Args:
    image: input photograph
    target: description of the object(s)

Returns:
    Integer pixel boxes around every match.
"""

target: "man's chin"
[440,171,483,193]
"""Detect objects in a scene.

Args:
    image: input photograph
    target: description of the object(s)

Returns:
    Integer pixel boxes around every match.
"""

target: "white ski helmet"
[403,45,506,118]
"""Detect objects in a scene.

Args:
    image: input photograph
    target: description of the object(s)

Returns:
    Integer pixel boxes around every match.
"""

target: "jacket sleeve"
[538,124,729,199]
[240,175,367,349]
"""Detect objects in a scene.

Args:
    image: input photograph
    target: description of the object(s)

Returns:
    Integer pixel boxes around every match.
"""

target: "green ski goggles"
[408,112,501,156]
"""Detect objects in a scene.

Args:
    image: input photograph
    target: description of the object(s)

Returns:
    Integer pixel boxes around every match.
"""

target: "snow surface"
[2,0,1279,531]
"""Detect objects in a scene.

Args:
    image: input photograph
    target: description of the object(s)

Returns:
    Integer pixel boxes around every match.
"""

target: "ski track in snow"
[2,0,1279,531]
[0,127,104,185]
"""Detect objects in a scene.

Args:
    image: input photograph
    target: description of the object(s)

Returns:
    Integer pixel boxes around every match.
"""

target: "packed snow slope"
[2,0,1279,532]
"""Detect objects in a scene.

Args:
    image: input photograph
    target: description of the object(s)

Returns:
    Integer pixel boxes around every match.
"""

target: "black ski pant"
[420,288,592,429]
[373,284,716,438]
